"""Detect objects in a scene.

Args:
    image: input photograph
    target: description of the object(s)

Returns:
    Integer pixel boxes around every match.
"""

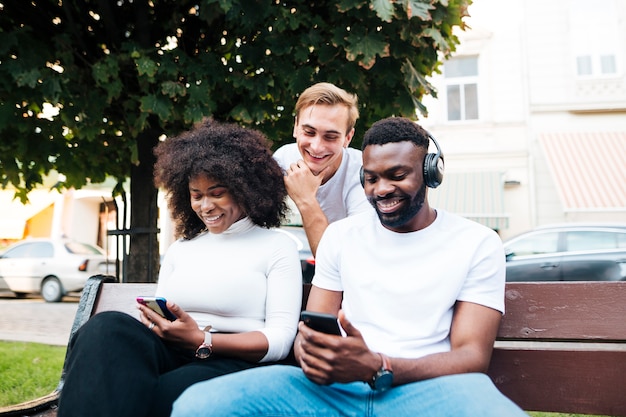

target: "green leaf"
[407,0,435,20]
[161,81,187,98]
[345,32,388,69]
[15,69,40,88]
[337,0,363,12]
[183,104,206,124]
[41,77,63,101]
[230,104,253,124]
[140,95,172,121]
[135,56,159,78]
[130,112,150,137]
[371,0,395,22]
[92,57,120,85]
[424,27,451,54]
[402,60,427,91]
[105,79,124,102]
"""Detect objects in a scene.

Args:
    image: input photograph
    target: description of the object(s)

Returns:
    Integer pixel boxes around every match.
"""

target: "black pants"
[57,311,259,417]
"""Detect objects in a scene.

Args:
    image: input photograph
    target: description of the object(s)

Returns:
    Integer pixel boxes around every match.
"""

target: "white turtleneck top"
[155,217,303,362]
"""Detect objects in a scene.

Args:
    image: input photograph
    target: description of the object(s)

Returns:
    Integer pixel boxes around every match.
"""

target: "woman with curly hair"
[58,120,303,417]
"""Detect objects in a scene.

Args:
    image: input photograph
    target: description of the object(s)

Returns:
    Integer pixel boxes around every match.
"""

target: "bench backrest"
[75,276,626,416]
[488,281,626,416]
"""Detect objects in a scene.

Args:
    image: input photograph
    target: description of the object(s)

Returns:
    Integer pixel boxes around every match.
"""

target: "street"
[0,291,79,346]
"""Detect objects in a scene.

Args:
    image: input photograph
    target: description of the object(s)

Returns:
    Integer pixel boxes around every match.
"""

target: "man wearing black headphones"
[172,117,527,417]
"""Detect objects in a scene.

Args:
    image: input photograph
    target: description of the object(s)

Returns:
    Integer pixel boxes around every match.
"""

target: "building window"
[571,0,620,77]
[576,53,618,77]
[600,55,617,74]
[444,56,479,121]
[576,56,592,76]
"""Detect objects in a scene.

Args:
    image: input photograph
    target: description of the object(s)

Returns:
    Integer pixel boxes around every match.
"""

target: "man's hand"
[284,159,331,256]
[284,159,328,205]
[296,310,380,385]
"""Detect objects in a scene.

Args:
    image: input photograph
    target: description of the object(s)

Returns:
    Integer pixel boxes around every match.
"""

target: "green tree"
[0,0,470,282]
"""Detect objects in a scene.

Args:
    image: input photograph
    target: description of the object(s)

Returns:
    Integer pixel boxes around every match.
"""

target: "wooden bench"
[1,275,625,417]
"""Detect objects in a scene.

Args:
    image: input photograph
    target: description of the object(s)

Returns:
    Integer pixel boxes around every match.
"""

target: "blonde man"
[274,82,371,256]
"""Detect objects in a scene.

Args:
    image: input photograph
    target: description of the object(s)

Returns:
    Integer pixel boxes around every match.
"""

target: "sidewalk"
[0,295,79,346]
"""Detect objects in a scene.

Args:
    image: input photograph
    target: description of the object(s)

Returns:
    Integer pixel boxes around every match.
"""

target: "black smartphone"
[300,311,342,336]
[136,296,177,321]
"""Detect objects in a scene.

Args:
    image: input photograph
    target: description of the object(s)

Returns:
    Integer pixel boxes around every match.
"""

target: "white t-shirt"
[273,143,371,224]
[313,209,505,359]
[156,217,303,362]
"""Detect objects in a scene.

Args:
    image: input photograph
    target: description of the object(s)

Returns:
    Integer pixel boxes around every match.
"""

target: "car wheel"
[41,277,64,303]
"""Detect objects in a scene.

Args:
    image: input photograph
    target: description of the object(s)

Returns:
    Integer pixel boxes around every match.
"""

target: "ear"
[292,117,298,139]
[343,127,355,148]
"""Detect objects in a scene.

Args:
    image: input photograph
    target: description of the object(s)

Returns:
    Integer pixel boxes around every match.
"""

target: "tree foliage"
[0,0,470,281]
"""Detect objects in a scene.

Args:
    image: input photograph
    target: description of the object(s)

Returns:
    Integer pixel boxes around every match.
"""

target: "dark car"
[277,226,315,283]
[503,224,626,282]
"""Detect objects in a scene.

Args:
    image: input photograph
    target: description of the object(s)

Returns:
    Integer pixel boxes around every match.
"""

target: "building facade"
[421,0,626,239]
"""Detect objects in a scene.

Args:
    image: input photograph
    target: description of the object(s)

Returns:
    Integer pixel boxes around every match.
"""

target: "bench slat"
[93,282,156,317]
[498,281,626,341]
[488,348,626,416]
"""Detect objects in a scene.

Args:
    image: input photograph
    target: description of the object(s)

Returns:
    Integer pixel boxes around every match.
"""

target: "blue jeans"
[172,365,528,417]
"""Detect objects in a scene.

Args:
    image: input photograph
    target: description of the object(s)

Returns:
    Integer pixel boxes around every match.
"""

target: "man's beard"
[369,183,427,229]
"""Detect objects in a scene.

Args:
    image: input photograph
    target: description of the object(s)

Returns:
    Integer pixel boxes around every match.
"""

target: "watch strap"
[379,353,392,372]
[195,330,213,359]
[368,352,393,390]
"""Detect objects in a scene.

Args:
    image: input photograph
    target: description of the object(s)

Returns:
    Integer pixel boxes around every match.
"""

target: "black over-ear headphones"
[360,133,444,189]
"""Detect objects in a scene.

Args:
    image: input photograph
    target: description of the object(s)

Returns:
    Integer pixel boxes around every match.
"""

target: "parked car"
[0,238,115,302]
[276,226,315,283]
[503,224,626,282]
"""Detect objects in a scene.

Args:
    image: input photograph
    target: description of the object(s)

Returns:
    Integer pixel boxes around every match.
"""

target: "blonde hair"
[294,82,359,133]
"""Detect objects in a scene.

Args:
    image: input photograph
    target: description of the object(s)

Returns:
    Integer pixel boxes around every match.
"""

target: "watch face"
[195,346,211,359]
[374,370,393,391]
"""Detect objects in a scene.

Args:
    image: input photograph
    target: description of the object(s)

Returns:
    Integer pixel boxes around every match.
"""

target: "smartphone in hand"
[300,311,342,336]
[136,296,177,321]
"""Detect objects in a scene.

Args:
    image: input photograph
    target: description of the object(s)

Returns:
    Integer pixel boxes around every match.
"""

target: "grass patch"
[0,341,66,407]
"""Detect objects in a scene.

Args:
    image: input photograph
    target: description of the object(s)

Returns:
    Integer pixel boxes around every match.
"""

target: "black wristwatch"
[195,331,213,359]
[368,353,393,391]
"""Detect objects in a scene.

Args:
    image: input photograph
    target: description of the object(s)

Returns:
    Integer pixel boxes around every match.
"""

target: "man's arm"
[296,300,502,386]
[302,285,343,314]
[284,161,329,256]
[391,301,501,384]
[297,202,328,258]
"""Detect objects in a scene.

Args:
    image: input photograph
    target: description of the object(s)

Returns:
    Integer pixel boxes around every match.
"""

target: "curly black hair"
[362,117,430,150]
[153,119,288,239]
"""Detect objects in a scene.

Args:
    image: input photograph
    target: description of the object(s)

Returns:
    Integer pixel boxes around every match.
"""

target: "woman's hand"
[137,301,204,350]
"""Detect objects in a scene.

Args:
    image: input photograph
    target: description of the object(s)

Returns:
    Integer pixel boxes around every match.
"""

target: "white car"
[0,238,115,302]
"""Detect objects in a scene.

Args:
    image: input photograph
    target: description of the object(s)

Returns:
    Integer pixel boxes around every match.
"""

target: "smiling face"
[189,174,245,234]
[361,141,430,233]
[293,103,354,181]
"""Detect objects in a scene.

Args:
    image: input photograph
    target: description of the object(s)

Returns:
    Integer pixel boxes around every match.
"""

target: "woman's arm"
[256,237,303,361]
